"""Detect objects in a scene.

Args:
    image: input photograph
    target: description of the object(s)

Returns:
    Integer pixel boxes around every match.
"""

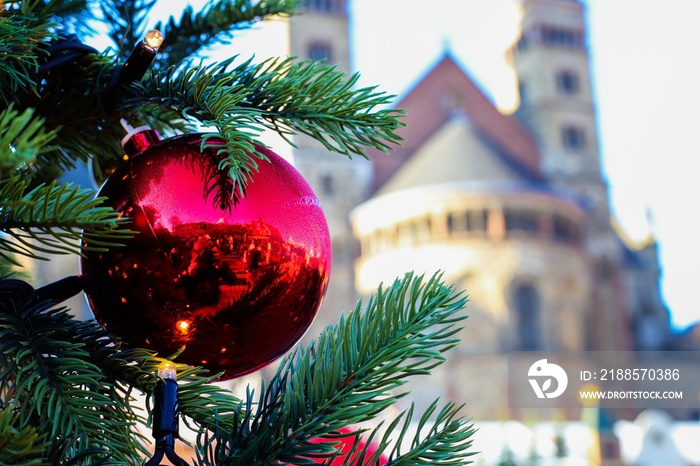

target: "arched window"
[307,0,339,13]
[553,215,578,243]
[597,257,614,281]
[320,173,334,196]
[309,42,332,62]
[467,209,487,233]
[513,283,540,350]
[562,126,585,150]
[556,70,579,95]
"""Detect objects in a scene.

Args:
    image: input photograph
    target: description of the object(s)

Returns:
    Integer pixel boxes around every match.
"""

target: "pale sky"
[147,0,700,330]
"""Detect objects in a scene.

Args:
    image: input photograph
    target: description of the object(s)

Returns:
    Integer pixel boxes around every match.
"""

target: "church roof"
[370,54,542,192]
[377,112,527,195]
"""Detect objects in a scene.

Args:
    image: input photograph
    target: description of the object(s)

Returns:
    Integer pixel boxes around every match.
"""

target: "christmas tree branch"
[0,297,149,464]
[154,0,302,68]
[0,287,244,465]
[0,15,49,107]
[0,177,135,265]
[99,0,152,51]
[19,0,93,25]
[0,273,473,465]
[0,105,59,177]
[199,272,470,464]
[0,3,477,465]
[0,409,48,466]
[62,318,243,434]
[384,400,476,465]
[128,56,404,197]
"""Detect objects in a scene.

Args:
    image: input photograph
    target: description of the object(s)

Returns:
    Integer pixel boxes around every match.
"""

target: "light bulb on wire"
[144,30,164,50]
[116,29,163,87]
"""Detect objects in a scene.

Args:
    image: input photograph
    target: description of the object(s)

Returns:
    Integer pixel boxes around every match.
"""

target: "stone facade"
[288,0,674,423]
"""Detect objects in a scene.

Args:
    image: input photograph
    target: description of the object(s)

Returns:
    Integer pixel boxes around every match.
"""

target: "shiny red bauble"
[80,132,331,379]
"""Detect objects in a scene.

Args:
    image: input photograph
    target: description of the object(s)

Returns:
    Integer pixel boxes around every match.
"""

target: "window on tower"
[556,70,579,95]
[306,0,340,13]
[320,173,334,196]
[539,25,585,49]
[309,41,332,62]
[505,209,539,235]
[562,126,586,150]
[516,35,529,52]
[553,215,579,244]
[467,210,488,233]
[513,283,541,351]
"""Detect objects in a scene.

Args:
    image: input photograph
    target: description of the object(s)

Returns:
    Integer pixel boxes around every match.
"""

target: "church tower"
[512,0,631,351]
[287,0,370,329]
[288,0,350,73]
[513,0,609,230]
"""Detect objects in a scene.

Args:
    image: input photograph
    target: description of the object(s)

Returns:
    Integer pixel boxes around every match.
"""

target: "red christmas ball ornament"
[80,130,331,379]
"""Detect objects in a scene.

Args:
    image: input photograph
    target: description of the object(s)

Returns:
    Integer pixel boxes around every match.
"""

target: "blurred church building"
[289,0,674,424]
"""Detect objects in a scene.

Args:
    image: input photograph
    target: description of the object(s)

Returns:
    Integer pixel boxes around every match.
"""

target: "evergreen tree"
[0,1,475,464]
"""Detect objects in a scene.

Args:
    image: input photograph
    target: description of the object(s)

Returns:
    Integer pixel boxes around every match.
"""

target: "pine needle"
[0,105,60,177]
[0,176,136,266]
[128,56,404,198]
[198,272,471,465]
[154,0,302,67]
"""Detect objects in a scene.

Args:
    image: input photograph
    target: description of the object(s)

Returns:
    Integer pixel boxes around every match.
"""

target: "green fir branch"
[0,176,135,266]
[27,51,125,178]
[0,14,50,107]
[0,297,148,464]
[16,0,92,25]
[385,400,477,466]
[199,272,469,465]
[129,56,404,197]
[99,0,157,55]
[154,0,301,67]
[0,1,93,55]
[98,0,299,64]
[56,315,243,434]
[235,57,405,154]
[0,289,243,465]
[3,3,404,197]
[1,33,124,184]
[0,408,49,466]
[0,105,60,177]
[0,273,472,465]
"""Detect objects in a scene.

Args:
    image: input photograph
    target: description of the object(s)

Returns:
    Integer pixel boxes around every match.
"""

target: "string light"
[144,30,164,49]
[115,30,163,88]
[157,360,177,381]
[102,30,164,108]
[145,360,186,465]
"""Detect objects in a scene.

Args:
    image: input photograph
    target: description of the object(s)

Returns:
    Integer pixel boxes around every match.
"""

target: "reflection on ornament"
[176,320,190,334]
[81,132,331,379]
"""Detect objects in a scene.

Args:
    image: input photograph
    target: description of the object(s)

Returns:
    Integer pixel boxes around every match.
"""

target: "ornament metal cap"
[120,118,161,156]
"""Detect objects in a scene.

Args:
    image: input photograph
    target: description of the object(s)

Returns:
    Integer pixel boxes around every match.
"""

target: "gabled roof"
[370,54,542,192]
[377,112,527,195]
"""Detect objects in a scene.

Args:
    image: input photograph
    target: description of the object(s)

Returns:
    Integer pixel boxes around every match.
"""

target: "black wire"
[0,279,35,304]
[0,276,84,308]
[36,34,100,75]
